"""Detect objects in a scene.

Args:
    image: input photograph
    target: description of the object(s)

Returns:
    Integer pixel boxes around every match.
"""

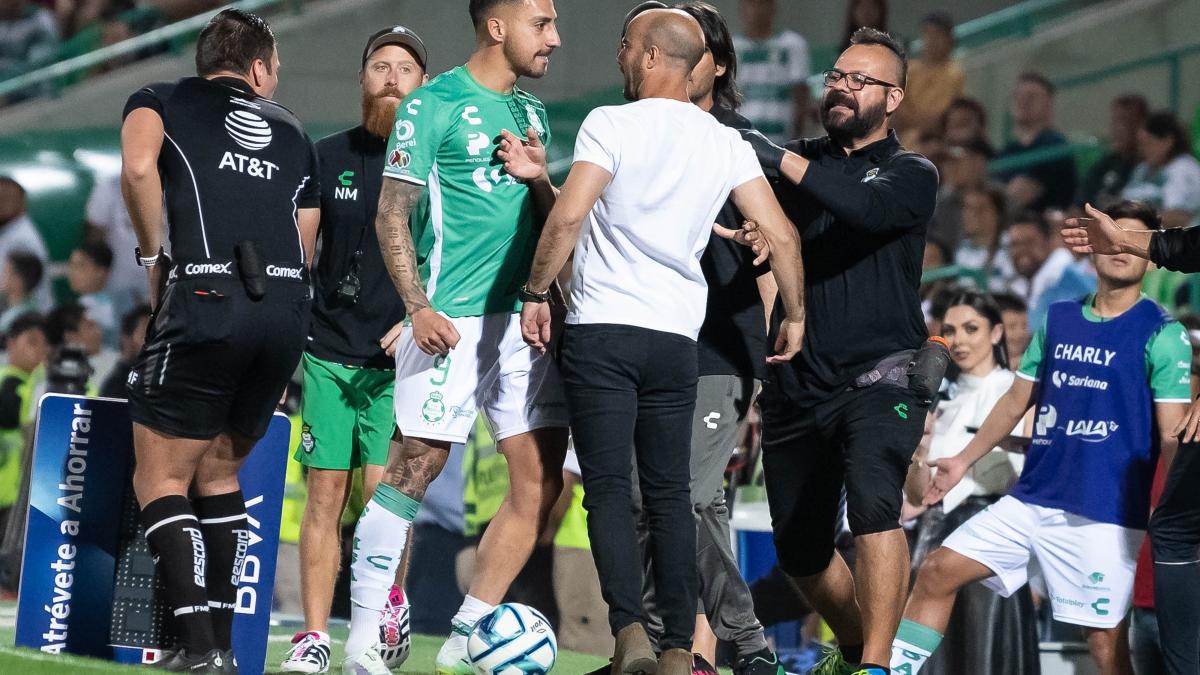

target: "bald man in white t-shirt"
[509,9,806,675]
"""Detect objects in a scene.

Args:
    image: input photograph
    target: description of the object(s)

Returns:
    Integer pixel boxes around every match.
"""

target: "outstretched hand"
[922,454,969,506]
[1061,203,1124,255]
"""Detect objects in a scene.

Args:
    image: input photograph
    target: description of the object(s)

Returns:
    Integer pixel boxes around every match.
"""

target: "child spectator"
[0,251,42,334]
[0,312,47,529]
[66,240,117,349]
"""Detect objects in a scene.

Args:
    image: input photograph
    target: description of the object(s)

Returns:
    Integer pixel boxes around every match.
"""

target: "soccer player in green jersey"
[342,1,567,674]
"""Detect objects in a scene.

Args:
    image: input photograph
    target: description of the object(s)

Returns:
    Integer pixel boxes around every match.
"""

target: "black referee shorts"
[760,382,927,577]
[127,276,311,441]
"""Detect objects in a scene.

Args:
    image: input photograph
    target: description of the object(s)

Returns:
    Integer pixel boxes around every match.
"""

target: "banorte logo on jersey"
[224,110,273,151]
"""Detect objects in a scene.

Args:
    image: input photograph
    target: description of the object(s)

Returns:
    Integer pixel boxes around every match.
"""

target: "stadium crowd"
[2,1,1200,674]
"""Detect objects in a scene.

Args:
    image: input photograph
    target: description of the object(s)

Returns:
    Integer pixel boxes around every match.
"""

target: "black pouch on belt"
[852,349,915,389]
[235,240,267,301]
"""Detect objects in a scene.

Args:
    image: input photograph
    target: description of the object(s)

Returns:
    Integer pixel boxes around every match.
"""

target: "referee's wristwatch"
[518,283,551,303]
[135,246,160,267]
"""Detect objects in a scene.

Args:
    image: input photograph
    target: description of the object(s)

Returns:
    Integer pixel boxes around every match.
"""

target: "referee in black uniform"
[120,9,319,672]
[739,28,938,674]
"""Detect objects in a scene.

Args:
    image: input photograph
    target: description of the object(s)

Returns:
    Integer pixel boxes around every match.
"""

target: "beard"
[362,87,403,140]
[505,39,552,79]
[821,89,887,146]
[621,64,642,101]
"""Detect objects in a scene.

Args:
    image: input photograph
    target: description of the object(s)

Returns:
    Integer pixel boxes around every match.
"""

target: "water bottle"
[907,336,951,399]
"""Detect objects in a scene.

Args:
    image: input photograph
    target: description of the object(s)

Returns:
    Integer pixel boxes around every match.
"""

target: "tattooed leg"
[381,433,452,501]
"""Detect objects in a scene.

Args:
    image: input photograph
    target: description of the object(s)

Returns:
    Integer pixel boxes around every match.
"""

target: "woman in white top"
[905,291,1039,675]
[1122,111,1200,229]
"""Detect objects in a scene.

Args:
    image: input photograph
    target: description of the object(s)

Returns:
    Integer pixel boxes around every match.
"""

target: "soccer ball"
[466,603,558,675]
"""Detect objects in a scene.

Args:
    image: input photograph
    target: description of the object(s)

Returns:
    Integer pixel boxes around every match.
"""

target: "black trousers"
[1150,441,1200,675]
[560,323,699,651]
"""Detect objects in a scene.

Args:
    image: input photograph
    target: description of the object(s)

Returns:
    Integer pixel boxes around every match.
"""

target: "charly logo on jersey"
[466,132,491,157]
[335,171,357,200]
[1050,370,1109,391]
[224,110,273,151]
[461,106,483,125]
[862,167,880,182]
[1065,419,1119,443]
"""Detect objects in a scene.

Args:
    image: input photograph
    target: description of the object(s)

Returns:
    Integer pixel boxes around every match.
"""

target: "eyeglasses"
[822,69,900,91]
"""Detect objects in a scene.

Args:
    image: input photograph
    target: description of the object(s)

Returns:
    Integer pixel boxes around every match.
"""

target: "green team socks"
[889,619,944,675]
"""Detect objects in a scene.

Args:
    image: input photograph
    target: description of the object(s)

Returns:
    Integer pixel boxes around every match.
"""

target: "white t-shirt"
[566,99,764,340]
[927,367,1024,512]
[1122,154,1200,226]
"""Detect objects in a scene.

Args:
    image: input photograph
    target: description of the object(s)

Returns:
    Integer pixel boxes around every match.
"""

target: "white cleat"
[281,631,331,673]
[341,643,393,675]
[377,584,411,668]
[434,621,475,675]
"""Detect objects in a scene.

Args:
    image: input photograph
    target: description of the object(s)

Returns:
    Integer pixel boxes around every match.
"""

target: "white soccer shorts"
[942,495,1143,628]
[393,312,568,444]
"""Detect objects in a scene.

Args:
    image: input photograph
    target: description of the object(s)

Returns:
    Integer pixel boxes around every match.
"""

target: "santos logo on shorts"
[224,110,273,151]
[1051,370,1109,391]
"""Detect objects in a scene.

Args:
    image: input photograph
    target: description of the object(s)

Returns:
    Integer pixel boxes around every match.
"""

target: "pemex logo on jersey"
[225,110,272,151]
[1034,404,1057,437]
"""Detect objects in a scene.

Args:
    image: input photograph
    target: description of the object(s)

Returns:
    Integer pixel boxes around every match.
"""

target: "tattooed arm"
[377,178,461,356]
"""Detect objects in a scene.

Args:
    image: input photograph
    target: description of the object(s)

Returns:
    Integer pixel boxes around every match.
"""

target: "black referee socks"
[193,490,249,652]
[140,495,217,655]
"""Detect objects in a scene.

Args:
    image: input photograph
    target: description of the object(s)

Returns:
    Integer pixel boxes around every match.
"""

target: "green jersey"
[383,65,551,317]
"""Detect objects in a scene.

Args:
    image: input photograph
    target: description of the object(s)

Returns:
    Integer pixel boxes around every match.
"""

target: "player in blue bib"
[890,201,1190,675]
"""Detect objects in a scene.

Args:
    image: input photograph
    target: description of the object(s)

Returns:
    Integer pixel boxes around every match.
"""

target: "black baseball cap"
[622,1,669,38]
[362,25,428,70]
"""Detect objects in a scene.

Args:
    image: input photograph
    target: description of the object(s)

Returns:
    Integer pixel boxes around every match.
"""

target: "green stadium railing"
[1053,41,1200,114]
[810,0,1103,82]
[0,0,303,100]
[928,0,1101,53]
[921,265,986,288]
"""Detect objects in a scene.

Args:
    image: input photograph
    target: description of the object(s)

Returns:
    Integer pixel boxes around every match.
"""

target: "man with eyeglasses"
[738,28,939,675]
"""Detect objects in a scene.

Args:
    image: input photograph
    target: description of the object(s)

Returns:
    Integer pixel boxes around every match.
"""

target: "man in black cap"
[279,25,428,675]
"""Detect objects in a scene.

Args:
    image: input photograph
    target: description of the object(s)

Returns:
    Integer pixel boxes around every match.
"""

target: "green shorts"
[297,352,395,470]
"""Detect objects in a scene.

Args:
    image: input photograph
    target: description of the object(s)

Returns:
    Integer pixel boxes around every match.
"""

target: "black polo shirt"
[766,130,938,406]
[308,126,405,369]
[698,105,769,380]
[123,77,320,264]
